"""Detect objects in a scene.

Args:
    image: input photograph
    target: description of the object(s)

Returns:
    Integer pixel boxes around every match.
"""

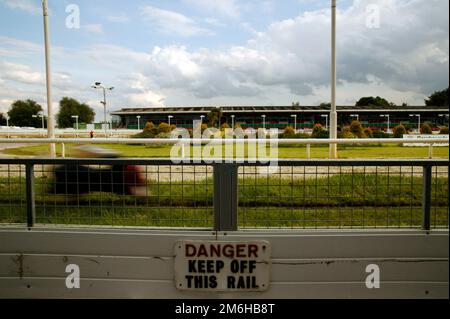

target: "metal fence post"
[213,163,238,231]
[422,165,432,231]
[26,163,36,228]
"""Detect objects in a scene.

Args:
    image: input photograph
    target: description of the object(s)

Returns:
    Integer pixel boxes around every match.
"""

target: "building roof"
[111,105,449,115]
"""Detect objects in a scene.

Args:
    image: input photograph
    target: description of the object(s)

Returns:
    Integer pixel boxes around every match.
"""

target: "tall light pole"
[329,0,338,159]
[200,115,205,123]
[350,114,359,122]
[231,115,235,129]
[261,115,266,130]
[409,114,421,133]
[291,114,297,132]
[168,115,173,127]
[42,0,55,157]
[380,114,390,133]
[33,113,45,130]
[321,114,329,131]
[136,115,141,131]
[92,82,114,137]
[71,115,79,138]
[5,114,10,139]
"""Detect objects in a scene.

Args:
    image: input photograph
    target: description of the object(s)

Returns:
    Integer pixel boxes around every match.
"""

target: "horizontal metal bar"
[0,158,448,166]
[0,138,448,145]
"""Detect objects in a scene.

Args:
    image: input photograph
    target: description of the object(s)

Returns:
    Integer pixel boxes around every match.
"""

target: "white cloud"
[182,0,241,18]
[204,18,226,27]
[141,5,213,37]
[0,0,40,15]
[0,61,43,84]
[84,24,104,34]
[106,15,130,23]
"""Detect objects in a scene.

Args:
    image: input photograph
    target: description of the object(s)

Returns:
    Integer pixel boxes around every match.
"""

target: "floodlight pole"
[42,0,56,157]
[329,0,338,159]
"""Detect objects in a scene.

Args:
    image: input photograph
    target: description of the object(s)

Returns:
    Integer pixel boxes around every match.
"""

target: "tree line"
[0,97,95,128]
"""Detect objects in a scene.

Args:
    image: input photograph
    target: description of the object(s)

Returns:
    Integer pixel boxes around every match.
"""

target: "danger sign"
[174,241,271,292]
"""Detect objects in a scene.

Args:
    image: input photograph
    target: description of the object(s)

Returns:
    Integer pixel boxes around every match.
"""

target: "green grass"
[2,143,449,159]
[0,174,447,228]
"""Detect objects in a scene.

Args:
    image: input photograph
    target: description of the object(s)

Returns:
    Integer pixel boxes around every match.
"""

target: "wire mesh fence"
[238,164,448,229]
[0,159,448,230]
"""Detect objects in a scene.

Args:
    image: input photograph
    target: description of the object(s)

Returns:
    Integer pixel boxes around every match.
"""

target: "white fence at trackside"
[0,228,448,299]
[0,137,449,159]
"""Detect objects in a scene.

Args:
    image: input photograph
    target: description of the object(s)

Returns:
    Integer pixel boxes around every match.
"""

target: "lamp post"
[380,114,390,133]
[168,115,174,127]
[291,114,297,132]
[200,115,205,123]
[231,115,235,129]
[33,112,45,137]
[321,114,329,131]
[42,0,55,157]
[136,115,141,131]
[5,114,9,139]
[329,0,338,159]
[350,114,359,122]
[261,115,266,130]
[92,81,114,137]
[71,115,79,138]
[409,114,421,133]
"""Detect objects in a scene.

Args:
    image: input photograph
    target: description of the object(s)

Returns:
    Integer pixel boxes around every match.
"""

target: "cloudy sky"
[0,0,448,121]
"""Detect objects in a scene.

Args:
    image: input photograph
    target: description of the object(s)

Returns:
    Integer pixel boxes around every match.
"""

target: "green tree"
[292,102,301,107]
[0,114,7,126]
[57,97,95,128]
[425,88,449,106]
[355,96,392,107]
[207,108,223,128]
[7,99,44,128]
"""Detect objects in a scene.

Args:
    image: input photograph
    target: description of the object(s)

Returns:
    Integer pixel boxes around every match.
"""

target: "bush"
[350,120,366,138]
[170,124,177,132]
[420,123,432,134]
[393,125,407,138]
[284,126,295,135]
[312,124,329,138]
[201,124,208,132]
[221,123,230,130]
[439,126,449,134]
[158,122,171,133]
[144,122,154,131]
[364,128,373,138]
[372,129,390,138]
[341,126,357,139]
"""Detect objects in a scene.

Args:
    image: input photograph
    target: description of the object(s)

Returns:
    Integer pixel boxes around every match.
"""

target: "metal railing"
[0,158,447,231]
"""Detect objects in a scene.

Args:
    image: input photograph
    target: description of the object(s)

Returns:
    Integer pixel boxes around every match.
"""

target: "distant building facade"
[111,105,449,131]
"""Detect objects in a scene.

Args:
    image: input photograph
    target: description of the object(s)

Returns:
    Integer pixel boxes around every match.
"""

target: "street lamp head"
[95,82,101,86]
[108,87,114,91]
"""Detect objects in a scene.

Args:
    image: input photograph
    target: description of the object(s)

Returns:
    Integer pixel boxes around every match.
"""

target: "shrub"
[341,126,357,139]
[312,124,329,138]
[439,126,449,134]
[201,124,208,133]
[364,128,373,138]
[350,120,365,138]
[144,122,154,131]
[393,125,407,138]
[372,129,390,138]
[284,126,295,136]
[170,124,177,132]
[158,122,171,133]
[221,123,230,130]
[420,123,432,134]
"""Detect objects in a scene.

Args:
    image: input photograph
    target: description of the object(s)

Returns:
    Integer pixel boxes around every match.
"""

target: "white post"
[6,116,9,139]
[329,0,338,159]
[306,144,311,159]
[418,114,421,133]
[61,143,65,158]
[42,0,56,157]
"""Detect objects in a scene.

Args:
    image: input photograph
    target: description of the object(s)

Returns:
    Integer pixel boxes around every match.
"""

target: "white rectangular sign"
[403,134,449,147]
[175,240,271,292]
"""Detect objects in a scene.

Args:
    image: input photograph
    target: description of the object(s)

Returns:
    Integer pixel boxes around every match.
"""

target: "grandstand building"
[111,105,449,131]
